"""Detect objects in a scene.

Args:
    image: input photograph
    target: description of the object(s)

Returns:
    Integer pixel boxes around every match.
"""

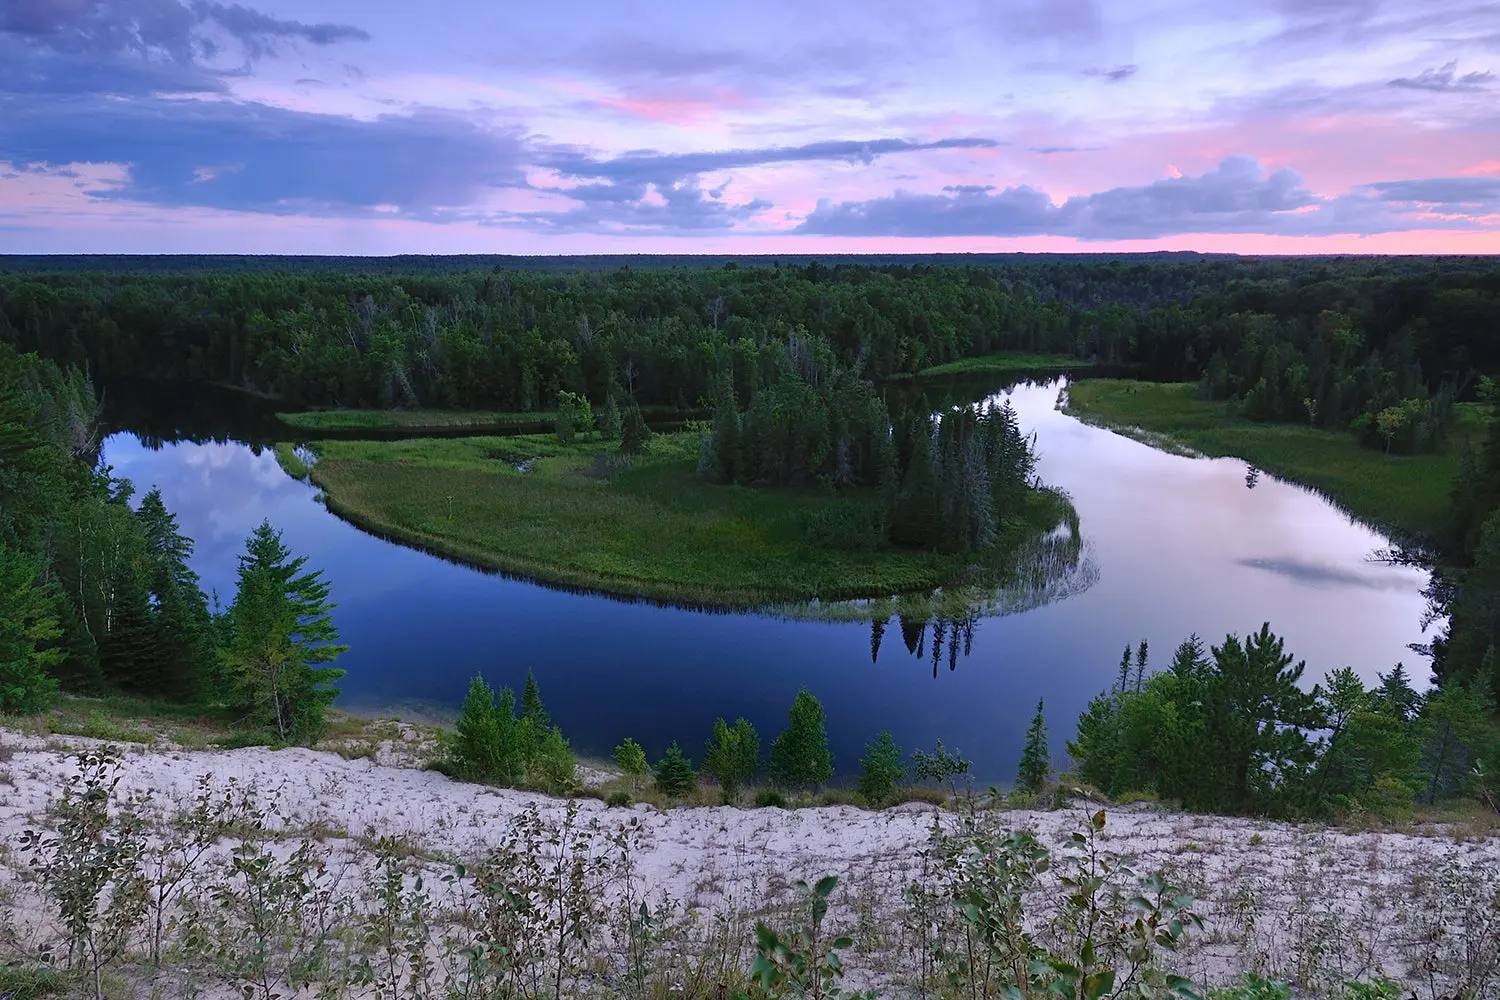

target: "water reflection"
[98,375,1435,781]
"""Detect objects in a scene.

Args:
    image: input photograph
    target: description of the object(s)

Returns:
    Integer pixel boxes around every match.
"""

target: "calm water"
[101,379,1433,781]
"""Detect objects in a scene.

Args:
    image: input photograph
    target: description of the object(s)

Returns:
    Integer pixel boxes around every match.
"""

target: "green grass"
[1065,379,1485,544]
[895,351,1092,381]
[0,967,66,1000]
[274,442,310,480]
[276,404,690,433]
[305,431,1068,607]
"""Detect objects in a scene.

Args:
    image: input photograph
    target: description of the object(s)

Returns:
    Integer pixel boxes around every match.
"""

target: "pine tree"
[620,405,652,455]
[1371,663,1421,723]
[0,542,64,714]
[769,689,834,789]
[703,717,760,804]
[599,394,623,441]
[705,376,740,484]
[858,731,905,806]
[451,674,504,782]
[1133,639,1150,692]
[889,426,940,549]
[222,521,348,743]
[654,741,698,798]
[521,669,551,736]
[1016,698,1051,793]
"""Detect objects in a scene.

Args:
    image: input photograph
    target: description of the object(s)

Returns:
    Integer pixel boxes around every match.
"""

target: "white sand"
[2,728,1497,996]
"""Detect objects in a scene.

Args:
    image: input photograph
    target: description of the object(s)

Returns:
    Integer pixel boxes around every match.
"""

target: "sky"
[0,0,1497,255]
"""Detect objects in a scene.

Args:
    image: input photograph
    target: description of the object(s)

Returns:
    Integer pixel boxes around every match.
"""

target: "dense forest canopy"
[5,254,1500,797]
[3,257,1499,435]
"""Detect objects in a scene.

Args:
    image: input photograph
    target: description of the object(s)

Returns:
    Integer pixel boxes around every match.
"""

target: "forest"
[4,254,1500,815]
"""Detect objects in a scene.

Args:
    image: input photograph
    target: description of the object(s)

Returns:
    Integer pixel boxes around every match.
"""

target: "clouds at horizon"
[0,0,1497,253]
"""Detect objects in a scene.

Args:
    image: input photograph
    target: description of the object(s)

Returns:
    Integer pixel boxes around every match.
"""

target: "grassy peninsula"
[1065,379,1483,543]
[304,431,1069,606]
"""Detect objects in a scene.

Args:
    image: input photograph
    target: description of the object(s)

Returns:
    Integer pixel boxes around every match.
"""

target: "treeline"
[1069,626,1498,820]
[696,347,1036,553]
[0,344,346,740]
[4,260,1497,454]
[446,679,1058,809]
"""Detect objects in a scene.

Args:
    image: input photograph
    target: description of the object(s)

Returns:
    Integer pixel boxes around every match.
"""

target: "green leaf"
[815,874,839,899]
[1084,970,1117,1000]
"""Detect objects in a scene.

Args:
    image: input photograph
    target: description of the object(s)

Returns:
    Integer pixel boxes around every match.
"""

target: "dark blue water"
[101,379,1433,781]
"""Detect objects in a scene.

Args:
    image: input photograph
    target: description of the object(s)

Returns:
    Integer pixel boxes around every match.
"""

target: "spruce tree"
[222,521,347,743]
[1016,698,1051,793]
[769,689,834,789]
[452,674,503,782]
[654,741,698,797]
[521,669,551,735]
[703,717,760,804]
[620,405,652,455]
[0,543,64,714]
[857,731,905,806]
[599,394,623,441]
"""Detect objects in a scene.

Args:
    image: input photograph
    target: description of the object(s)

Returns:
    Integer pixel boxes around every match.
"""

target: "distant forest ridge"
[3,251,1498,275]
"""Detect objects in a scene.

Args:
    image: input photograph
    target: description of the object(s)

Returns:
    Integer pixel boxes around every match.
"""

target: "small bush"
[754,788,789,809]
[857,730,905,806]
[1209,974,1294,1000]
[605,790,632,808]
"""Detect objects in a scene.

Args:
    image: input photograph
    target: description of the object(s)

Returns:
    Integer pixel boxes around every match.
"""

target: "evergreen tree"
[221,521,347,743]
[521,668,551,737]
[654,741,697,797]
[613,737,649,789]
[451,674,504,782]
[857,731,905,806]
[769,689,834,789]
[1418,682,1494,803]
[703,717,760,804]
[598,393,623,441]
[1371,663,1421,723]
[704,376,740,485]
[1016,698,1051,793]
[889,425,940,548]
[620,405,652,455]
[0,542,64,714]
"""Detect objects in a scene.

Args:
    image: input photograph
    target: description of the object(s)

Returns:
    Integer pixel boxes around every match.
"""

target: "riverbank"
[302,430,1072,607]
[1,726,1495,999]
[1064,379,1484,544]
[276,404,695,435]
[892,350,1091,381]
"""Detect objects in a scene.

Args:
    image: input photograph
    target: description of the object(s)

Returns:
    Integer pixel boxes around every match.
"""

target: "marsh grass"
[272,442,310,481]
[1065,379,1485,544]
[305,430,1068,606]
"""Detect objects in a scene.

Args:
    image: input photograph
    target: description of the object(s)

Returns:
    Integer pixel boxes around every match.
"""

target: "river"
[100,377,1433,782]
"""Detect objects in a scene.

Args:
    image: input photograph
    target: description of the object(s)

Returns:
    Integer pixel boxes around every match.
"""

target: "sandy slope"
[2,729,1497,996]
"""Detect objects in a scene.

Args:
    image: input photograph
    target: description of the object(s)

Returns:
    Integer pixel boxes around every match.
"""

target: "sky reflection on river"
[102,379,1432,781]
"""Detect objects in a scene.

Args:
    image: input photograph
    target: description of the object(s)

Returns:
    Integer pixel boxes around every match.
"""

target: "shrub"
[613,737,649,789]
[754,788,789,809]
[769,689,833,790]
[703,717,760,804]
[858,731,905,806]
[653,742,697,798]
[605,790,632,808]
[531,726,577,793]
